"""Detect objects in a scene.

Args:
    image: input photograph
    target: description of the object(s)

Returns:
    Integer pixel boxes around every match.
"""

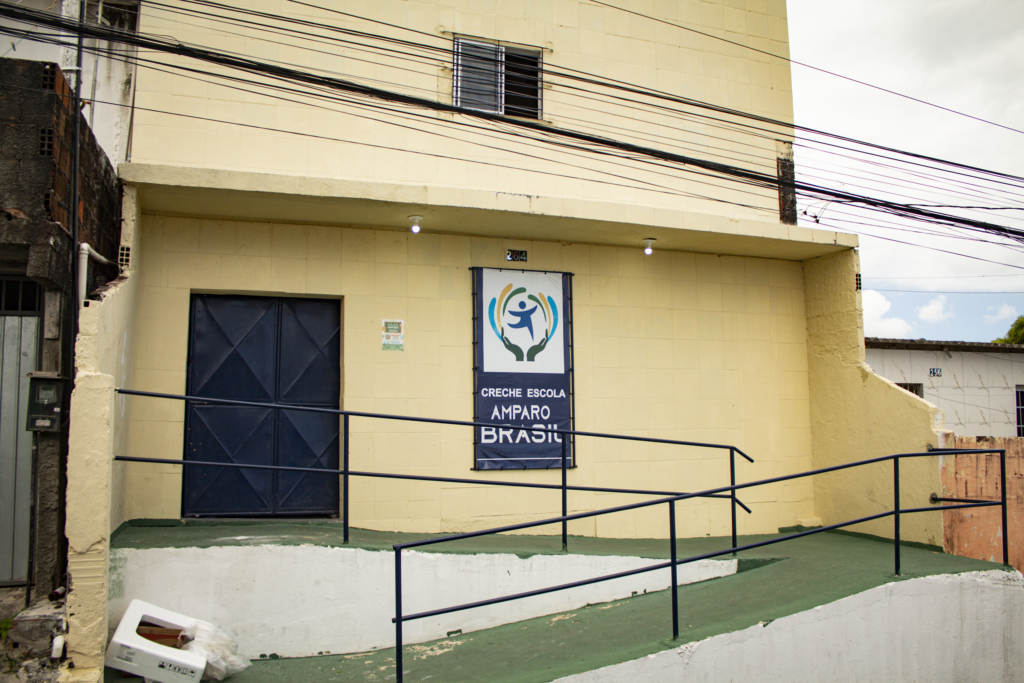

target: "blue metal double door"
[184,295,341,517]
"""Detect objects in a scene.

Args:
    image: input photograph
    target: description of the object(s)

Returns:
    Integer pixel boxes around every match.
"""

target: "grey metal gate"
[1,315,39,582]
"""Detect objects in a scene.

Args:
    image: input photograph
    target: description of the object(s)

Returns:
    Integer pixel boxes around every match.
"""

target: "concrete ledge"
[108,544,734,657]
[118,163,856,259]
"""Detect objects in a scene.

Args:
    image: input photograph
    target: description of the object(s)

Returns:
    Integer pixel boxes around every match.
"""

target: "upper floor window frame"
[85,0,140,33]
[453,37,543,120]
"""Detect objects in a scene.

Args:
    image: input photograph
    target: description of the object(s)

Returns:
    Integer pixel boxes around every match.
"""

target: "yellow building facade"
[62,0,947,676]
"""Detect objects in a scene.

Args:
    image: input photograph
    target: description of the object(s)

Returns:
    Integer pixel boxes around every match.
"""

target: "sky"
[787,0,1024,342]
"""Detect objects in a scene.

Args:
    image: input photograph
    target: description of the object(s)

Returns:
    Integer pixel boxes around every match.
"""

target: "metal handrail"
[389,448,1010,682]
[114,454,751,509]
[115,389,755,456]
[114,388,755,549]
[111,389,1010,683]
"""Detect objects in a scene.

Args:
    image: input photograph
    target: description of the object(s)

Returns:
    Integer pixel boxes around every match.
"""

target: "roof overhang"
[865,337,1024,354]
[119,163,857,261]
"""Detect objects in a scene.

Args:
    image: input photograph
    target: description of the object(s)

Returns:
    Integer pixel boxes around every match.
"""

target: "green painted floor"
[105,524,1007,683]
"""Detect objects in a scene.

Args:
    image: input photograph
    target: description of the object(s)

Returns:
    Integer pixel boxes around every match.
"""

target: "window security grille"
[454,39,541,119]
[87,0,141,32]
[0,278,43,315]
[1017,386,1024,437]
[896,383,924,398]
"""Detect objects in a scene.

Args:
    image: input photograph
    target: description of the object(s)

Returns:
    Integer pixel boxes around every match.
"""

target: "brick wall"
[0,57,120,295]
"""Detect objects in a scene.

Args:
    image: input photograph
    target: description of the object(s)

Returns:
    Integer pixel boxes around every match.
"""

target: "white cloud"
[983,303,1017,325]
[917,295,954,323]
[863,290,915,338]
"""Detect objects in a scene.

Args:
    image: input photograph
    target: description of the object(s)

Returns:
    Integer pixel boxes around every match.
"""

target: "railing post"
[561,437,568,552]
[395,547,403,683]
[669,500,679,640]
[730,448,737,554]
[893,456,900,576]
[1000,449,1009,566]
[343,413,350,544]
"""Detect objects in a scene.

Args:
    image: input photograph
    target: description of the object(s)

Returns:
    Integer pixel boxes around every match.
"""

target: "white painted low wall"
[555,570,1024,683]
[108,545,734,658]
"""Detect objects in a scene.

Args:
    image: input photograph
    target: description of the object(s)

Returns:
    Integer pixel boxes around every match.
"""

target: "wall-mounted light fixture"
[409,215,423,234]
[643,238,656,256]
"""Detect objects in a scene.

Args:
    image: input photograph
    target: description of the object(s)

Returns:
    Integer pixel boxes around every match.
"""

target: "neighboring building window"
[896,383,924,398]
[453,38,541,119]
[86,0,140,32]
[1017,386,1024,437]
[0,278,43,315]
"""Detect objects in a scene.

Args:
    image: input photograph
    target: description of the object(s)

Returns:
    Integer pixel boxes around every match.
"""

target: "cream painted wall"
[122,214,815,538]
[804,250,944,547]
[65,186,143,673]
[129,0,793,227]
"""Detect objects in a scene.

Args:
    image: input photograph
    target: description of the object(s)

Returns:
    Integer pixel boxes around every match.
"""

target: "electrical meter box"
[26,374,66,432]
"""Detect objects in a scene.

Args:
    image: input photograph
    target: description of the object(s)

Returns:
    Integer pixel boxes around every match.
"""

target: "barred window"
[454,38,541,119]
[0,278,43,315]
[896,383,924,398]
[1017,386,1024,437]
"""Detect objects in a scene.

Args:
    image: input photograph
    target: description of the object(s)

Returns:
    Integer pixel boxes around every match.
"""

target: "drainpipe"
[87,0,104,129]
[78,243,113,305]
[70,0,85,353]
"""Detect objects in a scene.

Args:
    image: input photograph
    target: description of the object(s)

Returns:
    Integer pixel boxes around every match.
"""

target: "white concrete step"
[108,545,735,658]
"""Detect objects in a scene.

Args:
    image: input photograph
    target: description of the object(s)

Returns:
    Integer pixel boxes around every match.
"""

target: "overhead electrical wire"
[149,0,1024,192]
[97,0,1024,214]
[0,16,782,200]
[1,30,791,219]
[112,51,1020,254]
[4,1,1024,265]
[587,0,1024,137]
[870,290,1023,294]
[814,220,1024,271]
[865,274,1024,280]
[290,0,1024,188]
[793,155,1024,210]
[4,44,1015,254]
[905,205,1024,211]
[0,52,779,214]
[12,1,1024,225]
[818,212,1024,254]
[14,11,1024,282]
[6,5,1019,247]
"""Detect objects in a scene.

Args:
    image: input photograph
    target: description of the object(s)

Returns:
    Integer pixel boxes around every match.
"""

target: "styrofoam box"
[105,600,208,683]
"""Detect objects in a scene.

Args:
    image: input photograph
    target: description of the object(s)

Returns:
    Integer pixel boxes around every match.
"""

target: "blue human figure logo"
[506,300,538,340]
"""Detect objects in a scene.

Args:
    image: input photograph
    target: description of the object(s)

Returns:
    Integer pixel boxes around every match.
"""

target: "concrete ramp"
[556,570,1024,683]
[105,528,1020,683]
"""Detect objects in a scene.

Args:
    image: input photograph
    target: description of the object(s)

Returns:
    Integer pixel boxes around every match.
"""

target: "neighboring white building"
[0,0,138,165]
[865,337,1024,438]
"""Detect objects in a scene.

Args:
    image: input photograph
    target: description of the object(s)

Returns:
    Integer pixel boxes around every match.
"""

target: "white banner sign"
[481,269,564,374]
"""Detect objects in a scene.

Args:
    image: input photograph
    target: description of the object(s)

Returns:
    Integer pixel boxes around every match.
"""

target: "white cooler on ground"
[105,599,209,683]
